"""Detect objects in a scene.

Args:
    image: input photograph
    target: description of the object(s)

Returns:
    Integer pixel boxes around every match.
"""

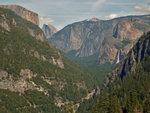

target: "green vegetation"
[0,89,61,113]
[91,56,150,113]
[67,51,114,87]
[67,52,114,113]
[0,8,97,113]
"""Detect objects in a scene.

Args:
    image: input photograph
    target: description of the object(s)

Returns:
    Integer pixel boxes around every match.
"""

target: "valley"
[0,2,149,113]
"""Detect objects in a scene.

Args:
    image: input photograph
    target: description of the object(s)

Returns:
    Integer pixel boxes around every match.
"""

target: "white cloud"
[134,5,150,12]
[105,11,128,20]
[107,2,135,6]
[40,17,54,23]
[91,0,106,11]
[106,13,118,19]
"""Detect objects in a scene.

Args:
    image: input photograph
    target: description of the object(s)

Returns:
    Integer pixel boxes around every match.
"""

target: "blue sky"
[0,0,150,30]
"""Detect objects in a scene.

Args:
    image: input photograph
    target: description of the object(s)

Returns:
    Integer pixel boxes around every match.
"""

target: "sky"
[0,0,150,30]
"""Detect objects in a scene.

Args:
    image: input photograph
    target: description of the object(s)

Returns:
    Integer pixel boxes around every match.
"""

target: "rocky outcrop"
[113,19,143,40]
[0,5,39,26]
[0,69,49,95]
[42,24,57,39]
[28,49,64,69]
[50,15,150,64]
[89,18,101,22]
[0,6,46,41]
[0,70,8,80]
[0,69,36,93]
[103,32,150,88]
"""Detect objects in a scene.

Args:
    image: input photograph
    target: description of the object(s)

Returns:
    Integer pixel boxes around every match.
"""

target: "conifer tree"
[109,95,121,113]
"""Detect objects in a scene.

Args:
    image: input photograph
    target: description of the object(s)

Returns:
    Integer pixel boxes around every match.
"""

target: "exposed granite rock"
[0,71,8,80]
[28,49,64,69]
[0,14,10,31]
[20,69,37,79]
[0,5,39,26]
[89,18,100,22]
[0,6,46,42]
[0,69,49,94]
[57,58,64,69]
[0,69,37,93]
[42,24,57,39]
[50,15,150,64]
[41,76,54,85]
[27,28,46,42]
[98,44,118,64]
[113,19,143,40]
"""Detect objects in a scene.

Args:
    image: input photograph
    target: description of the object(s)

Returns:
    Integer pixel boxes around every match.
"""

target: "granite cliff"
[42,24,57,39]
[0,5,39,26]
[50,15,150,64]
[0,6,46,41]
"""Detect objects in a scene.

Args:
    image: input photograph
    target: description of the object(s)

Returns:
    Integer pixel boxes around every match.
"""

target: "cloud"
[91,0,106,11]
[134,5,150,12]
[105,11,128,20]
[40,17,54,23]
[106,13,118,19]
[107,2,135,6]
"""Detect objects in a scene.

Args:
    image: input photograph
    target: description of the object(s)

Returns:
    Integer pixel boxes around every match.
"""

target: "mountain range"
[0,4,150,113]
[50,15,150,65]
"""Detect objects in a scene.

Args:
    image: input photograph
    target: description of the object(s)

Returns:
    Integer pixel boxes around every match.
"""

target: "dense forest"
[91,57,150,113]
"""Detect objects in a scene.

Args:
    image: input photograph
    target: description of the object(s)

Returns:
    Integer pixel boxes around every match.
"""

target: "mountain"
[0,7,96,113]
[0,5,39,26]
[90,32,150,113]
[42,24,57,39]
[50,15,150,65]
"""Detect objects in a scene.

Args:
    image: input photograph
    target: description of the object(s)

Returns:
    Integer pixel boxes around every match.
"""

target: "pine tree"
[109,95,121,113]
[144,96,150,113]
[126,90,138,113]
[99,92,109,113]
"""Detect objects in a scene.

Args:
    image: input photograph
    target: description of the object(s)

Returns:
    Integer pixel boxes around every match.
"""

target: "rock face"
[89,18,101,22]
[0,6,46,41]
[0,5,39,26]
[50,15,150,64]
[103,32,150,88]
[42,24,57,39]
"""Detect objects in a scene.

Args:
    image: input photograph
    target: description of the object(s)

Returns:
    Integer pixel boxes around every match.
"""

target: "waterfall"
[114,50,122,64]
[116,51,120,64]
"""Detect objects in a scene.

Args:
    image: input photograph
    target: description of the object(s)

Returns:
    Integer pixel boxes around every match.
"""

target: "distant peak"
[42,24,57,39]
[43,24,57,31]
[89,18,100,22]
[48,24,57,29]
